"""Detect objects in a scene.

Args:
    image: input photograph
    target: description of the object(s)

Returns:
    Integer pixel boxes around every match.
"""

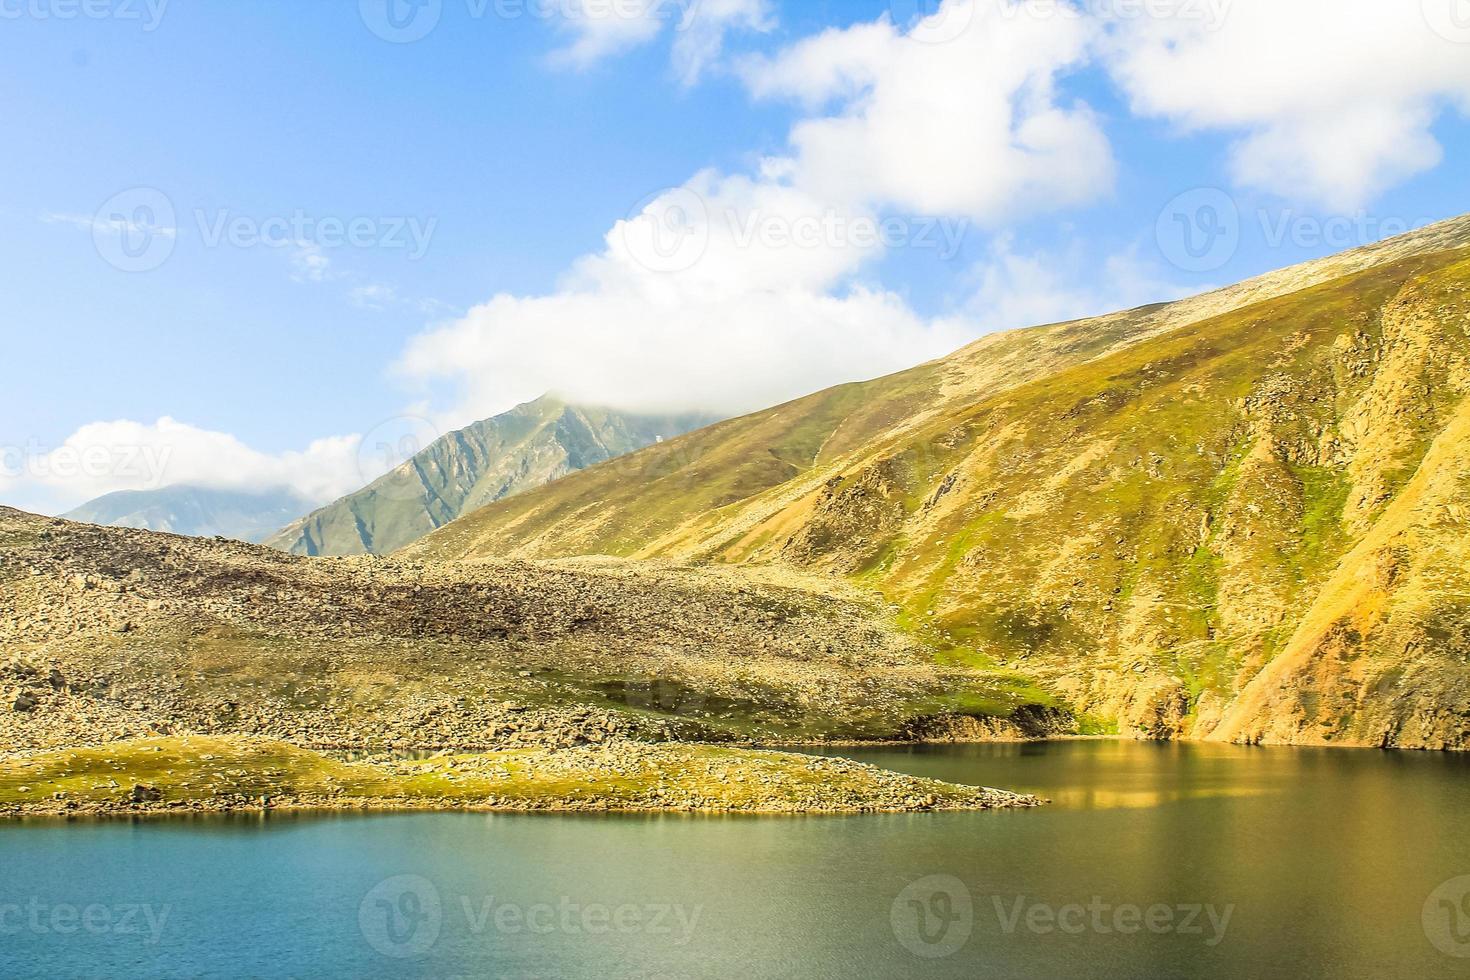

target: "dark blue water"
[3,740,1469,979]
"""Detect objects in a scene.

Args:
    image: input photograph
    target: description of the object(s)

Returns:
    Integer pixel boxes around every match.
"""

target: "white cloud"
[669,0,774,85]
[1104,0,1470,208]
[741,0,1113,222]
[1,418,368,515]
[547,0,664,69]
[350,283,398,310]
[42,210,178,240]
[965,237,1196,332]
[397,170,975,420]
[548,0,771,81]
[289,241,332,283]
[401,1,1117,423]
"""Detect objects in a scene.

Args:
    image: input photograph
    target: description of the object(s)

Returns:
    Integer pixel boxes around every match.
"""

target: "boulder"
[129,784,162,804]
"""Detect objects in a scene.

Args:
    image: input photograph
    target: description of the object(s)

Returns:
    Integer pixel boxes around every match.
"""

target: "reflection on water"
[2,740,1468,979]
[807,740,1296,810]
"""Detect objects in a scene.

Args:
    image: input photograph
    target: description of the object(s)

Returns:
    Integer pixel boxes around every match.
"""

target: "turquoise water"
[2,740,1469,979]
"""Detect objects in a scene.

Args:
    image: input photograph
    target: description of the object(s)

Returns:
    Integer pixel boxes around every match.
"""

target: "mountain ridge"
[266,396,718,556]
[405,216,1470,749]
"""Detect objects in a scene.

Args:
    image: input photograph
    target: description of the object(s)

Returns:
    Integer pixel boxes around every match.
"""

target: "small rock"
[129,784,162,804]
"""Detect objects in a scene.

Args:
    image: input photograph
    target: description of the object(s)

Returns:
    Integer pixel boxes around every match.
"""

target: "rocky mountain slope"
[266,396,716,556]
[0,506,1040,753]
[407,217,1470,750]
[1,507,1052,813]
[64,485,312,543]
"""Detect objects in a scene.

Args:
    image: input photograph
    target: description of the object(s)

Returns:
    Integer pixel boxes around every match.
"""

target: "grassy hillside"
[0,737,1036,814]
[407,219,1470,749]
[267,396,716,556]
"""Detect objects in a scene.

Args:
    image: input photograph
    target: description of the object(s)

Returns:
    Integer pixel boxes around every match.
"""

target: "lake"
[2,740,1468,979]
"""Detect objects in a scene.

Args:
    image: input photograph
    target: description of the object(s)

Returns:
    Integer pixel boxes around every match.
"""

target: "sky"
[3,0,1470,514]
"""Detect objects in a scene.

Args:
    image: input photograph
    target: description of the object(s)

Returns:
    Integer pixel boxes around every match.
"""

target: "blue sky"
[3,0,1469,513]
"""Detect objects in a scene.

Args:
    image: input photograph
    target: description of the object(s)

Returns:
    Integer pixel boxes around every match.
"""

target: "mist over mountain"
[63,485,314,544]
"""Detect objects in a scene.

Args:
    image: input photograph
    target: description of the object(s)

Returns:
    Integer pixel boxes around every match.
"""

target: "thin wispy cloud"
[42,210,178,239]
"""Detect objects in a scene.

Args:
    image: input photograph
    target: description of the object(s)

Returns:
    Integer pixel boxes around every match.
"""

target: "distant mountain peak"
[264,396,720,556]
[63,485,313,544]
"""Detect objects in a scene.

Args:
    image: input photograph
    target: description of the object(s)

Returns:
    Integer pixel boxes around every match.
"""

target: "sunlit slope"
[409,215,1470,568]
[409,220,1470,748]
[405,303,1237,563]
[716,248,1470,747]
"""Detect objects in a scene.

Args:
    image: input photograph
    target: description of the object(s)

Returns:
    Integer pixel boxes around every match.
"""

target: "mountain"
[405,215,1470,750]
[0,506,1036,748]
[63,486,312,544]
[265,396,719,557]
[0,508,1038,813]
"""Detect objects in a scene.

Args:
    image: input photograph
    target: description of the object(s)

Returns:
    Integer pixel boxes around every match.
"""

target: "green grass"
[0,737,1007,812]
